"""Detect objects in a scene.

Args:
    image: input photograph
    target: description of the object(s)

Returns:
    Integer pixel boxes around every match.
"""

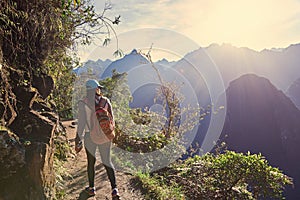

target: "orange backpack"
[83,97,115,144]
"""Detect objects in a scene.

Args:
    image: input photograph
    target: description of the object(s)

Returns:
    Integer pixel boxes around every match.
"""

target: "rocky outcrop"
[0,127,56,199]
[0,49,57,199]
[32,73,54,99]
[0,128,25,180]
[287,77,300,110]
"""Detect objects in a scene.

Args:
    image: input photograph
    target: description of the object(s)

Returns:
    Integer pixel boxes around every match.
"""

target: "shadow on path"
[78,189,98,200]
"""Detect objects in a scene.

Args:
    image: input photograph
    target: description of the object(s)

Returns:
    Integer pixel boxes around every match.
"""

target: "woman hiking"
[75,79,120,199]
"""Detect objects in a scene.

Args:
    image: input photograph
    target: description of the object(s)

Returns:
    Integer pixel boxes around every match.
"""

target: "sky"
[79,0,300,61]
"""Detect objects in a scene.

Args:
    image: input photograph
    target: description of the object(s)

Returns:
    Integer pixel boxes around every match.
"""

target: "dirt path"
[61,120,145,200]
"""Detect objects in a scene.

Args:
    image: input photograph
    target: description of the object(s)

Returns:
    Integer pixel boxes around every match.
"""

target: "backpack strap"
[98,97,108,109]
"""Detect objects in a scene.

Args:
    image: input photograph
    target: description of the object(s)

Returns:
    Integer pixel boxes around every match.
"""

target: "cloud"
[89,0,300,57]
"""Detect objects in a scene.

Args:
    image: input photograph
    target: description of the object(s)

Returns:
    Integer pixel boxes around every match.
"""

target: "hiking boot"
[85,186,96,196]
[112,188,120,199]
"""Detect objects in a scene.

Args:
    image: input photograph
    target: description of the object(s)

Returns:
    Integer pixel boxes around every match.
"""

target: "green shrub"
[156,151,292,200]
[135,171,185,200]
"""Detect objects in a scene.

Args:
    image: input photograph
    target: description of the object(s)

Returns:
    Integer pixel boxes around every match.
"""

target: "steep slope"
[220,74,300,199]
[287,77,300,110]
[1,39,58,199]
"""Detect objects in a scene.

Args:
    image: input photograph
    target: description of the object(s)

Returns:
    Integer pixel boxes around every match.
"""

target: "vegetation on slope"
[137,151,292,200]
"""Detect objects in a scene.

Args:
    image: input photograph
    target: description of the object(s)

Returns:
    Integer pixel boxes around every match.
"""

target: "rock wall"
[0,36,57,199]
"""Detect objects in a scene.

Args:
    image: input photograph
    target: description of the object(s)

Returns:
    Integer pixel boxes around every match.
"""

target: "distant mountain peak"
[100,49,149,78]
[130,49,138,54]
[229,73,273,87]
[206,43,220,48]
[221,73,300,173]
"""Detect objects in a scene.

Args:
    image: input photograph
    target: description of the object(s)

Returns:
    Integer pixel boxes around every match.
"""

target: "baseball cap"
[86,79,104,90]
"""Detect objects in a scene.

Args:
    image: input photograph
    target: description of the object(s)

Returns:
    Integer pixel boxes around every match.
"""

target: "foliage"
[0,63,17,126]
[0,0,121,116]
[0,0,120,72]
[89,72,167,168]
[53,158,71,200]
[54,131,72,161]
[130,108,151,125]
[135,171,185,200]
[153,151,292,200]
[1,0,68,73]
[96,70,201,172]
[53,129,72,199]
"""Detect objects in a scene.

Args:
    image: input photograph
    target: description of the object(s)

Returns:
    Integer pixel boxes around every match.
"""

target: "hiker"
[75,79,120,198]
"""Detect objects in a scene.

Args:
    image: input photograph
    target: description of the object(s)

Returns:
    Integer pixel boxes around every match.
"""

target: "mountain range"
[205,43,300,90]
[76,43,300,107]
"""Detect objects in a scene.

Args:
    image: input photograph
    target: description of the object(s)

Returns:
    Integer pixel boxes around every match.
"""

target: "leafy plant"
[0,0,122,117]
[135,171,185,200]
[53,130,73,199]
[154,151,292,200]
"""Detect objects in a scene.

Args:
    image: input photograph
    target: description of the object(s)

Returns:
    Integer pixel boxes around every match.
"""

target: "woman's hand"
[75,140,83,153]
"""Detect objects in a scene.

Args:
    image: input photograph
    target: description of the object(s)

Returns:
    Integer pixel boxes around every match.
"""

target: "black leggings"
[84,133,117,189]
